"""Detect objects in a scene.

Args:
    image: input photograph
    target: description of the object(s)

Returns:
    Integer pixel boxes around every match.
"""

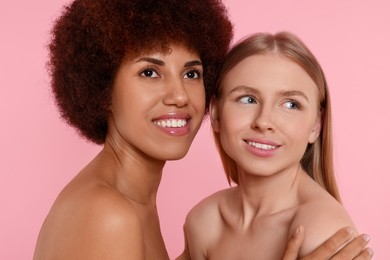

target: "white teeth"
[247,141,276,150]
[154,119,187,128]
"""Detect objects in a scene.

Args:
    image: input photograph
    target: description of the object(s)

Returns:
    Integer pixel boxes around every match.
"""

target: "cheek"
[224,106,256,130]
[113,94,139,121]
[110,87,152,130]
[290,122,316,145]
[218,106,250,144]
[188,85,206,111]
[276,114,313,141]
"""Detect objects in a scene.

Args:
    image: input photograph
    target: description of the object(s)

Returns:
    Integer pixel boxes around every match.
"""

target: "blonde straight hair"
[213,32,341,202]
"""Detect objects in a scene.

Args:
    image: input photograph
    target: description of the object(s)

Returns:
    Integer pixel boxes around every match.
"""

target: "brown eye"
[184,70,201,79]
[140,69,159,78]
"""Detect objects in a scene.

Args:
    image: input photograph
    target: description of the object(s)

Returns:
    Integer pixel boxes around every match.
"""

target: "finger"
[301,227,353,259]
[281,225,305,260]
[331,234,370,260]
[353,247,374,260]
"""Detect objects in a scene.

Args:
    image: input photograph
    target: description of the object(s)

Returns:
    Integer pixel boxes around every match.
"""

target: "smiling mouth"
[153,119,188,128]
[246,141,277,150]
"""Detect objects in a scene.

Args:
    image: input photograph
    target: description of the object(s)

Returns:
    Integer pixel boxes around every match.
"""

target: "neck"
[236,164,303,226]
[94,131,166,205]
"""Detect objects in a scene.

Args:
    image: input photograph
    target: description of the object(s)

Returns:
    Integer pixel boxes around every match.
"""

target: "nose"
[162,77,189,107]
[251,105,275,132]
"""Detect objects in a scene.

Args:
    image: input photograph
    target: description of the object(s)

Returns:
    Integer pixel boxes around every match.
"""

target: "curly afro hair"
[49,0,233,144]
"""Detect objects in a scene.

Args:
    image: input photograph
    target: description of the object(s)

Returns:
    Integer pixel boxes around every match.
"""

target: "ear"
[308,115,322,144]
[209,97,220,133]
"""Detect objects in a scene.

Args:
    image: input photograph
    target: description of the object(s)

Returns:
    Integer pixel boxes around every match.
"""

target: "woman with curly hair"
[33,0,371,259]
[34,0,232,258]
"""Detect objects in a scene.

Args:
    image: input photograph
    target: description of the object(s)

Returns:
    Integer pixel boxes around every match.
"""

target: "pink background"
[1,0,389,259]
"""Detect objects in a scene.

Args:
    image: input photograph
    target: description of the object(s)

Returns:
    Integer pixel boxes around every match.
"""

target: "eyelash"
[283,100,302,110]
[184,69,202,79]
[236,95,258,104]
[235,96,302,111]
[139,68,202,79]
[140,67,159,78]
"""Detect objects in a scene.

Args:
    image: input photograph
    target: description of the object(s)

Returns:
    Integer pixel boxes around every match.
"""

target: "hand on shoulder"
[290,197,357,257]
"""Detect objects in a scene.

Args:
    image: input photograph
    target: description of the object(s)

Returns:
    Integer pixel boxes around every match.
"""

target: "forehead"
[124,41,199,61]
[221,53,318,97]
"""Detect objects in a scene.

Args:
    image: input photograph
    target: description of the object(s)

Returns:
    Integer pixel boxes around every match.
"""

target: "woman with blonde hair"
[181,32,372,259]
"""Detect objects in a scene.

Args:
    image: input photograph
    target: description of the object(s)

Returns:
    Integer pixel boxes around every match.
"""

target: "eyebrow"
[184,60,203,67]
[228,85,260,96]
[228,86,310,101]
[278,90,309,102]
[135,57,202,68]
[136,57,165,66]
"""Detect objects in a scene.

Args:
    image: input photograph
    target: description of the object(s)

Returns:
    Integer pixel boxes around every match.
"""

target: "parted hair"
[49,0,233,144]
[213,32,341,202]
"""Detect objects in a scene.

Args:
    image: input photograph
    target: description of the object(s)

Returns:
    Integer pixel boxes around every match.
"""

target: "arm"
[282,226,373,260]
[176,226,191,260]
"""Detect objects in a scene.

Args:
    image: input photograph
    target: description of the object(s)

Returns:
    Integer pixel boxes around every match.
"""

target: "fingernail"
[362,234,370,242]
[366,247,374,256]
[295,225,302,234]
[346,227,354,235]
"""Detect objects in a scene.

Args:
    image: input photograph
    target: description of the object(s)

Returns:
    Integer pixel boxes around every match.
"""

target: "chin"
[160,147,191,161]
[165,151,189,161]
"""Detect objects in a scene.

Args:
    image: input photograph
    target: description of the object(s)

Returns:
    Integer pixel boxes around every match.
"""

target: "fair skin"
[33,43,205,260]
[182,53,358,259]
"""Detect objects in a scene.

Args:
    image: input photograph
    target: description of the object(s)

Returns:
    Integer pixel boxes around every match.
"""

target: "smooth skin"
[179,226,373,259]
[35,44,373,260]
[33,43,205,260]
[283,226,373,259]
[179,54,373,260]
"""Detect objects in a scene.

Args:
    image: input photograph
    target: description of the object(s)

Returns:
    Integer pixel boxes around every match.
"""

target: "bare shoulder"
[78,185,144,234]
[291,179,357,257]
[186,188,231,224]
[34,184,144,259]
[183,188,232,258]
[78,187,144,257]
